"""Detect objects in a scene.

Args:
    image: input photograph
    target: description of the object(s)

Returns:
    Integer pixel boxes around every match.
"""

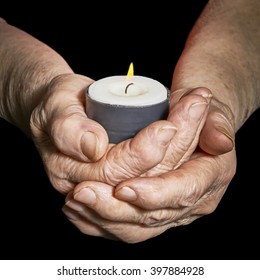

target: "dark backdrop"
[1,1,259,260]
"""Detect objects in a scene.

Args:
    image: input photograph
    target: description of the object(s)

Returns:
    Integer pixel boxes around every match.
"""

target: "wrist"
[171,47,251,132]
[0,20,74,136]
[171,0,260,132]
[1,62,74,136]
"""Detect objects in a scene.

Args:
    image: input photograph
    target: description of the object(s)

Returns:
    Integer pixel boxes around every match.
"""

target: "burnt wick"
[125,83,134,94]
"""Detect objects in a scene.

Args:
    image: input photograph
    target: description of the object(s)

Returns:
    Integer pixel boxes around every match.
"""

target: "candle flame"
[127,62,134,76]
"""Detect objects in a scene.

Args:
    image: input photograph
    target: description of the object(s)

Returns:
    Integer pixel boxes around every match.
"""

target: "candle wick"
[125,83,134,94]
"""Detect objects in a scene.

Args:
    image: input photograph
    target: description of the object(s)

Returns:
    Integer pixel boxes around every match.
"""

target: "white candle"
[85,64,169,143]
[88,75,168,106]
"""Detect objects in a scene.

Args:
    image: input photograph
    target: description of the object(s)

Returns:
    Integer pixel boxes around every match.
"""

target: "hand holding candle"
[86,63,170,143]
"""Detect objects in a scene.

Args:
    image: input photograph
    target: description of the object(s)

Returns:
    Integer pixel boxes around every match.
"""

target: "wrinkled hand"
[31,75,212,193]
[66,87,212,185]
[30,73,110,193]
[170,88,235,155]
[62,87,236,243]
[30,72,236,243]
[63,149,236,243]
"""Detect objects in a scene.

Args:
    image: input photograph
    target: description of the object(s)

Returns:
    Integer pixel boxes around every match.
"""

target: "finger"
[63,201,178,243]
[62,205,117,240]
[64,208,178,243]
[48,74,109,162]
[64,187,209,243]
[31,74,109,162]
[68,183,201,243]
[58,121,177,187]
[170,87,235,155]
[71,181,189,227]
[169,87,212,105]
[64,187,197,243]
[96,120,177,185]
[42,120,176,192]
[199,99,235,155]
[50,113,109,162]
[146,87,212,175]
[63,191,117,239]
[115,150,236,209]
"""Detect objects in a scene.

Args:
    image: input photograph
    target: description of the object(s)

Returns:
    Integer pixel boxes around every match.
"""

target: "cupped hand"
[61,86,237,243]
[31,79,212,194]
[62,149,236,243]
[71,87,212,186]
[59,87,219,242]
[30,73,109,193]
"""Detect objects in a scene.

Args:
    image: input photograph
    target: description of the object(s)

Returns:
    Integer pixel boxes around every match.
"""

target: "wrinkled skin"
[63,150,236,243]
[30,73,236,243]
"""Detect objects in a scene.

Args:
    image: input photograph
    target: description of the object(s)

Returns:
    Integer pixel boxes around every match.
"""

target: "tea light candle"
[86,63,169,143]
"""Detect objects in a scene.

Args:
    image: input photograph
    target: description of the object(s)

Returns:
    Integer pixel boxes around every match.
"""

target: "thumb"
[52,113,109,162]
[170,87,235,155]
[31,74,109,162]
[199,101,235,155]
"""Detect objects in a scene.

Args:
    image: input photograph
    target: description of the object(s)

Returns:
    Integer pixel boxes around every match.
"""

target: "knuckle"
[134,184,167,210]
[195,202,218,216]
[45,156,76,194]
[102,158,133,185]
[178,182,200,207]
[50,115,71,140]
[140,210,176,227]
[202,203,218,215]
[30,106,46,138]
[176,216,198,226]
[128,139,162,173]
[50,176,75,194]
[196,189,225,215]
[102,143,149,185]
[168,141,194,167]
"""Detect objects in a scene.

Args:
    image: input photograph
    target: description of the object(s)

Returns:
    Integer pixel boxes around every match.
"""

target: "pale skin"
[0,0,260,243]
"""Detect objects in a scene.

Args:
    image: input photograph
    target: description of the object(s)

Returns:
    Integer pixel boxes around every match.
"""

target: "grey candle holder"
[85,85,170,144]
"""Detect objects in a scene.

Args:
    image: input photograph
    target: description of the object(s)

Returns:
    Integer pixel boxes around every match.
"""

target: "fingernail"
[157,126,177,146]
[81,131,99,160]
[179,88,213,101]
[189,102,208,121]
[115,186,137,202]
[190,87,213,101]
[74,187,96,205]
[200,91,213,100]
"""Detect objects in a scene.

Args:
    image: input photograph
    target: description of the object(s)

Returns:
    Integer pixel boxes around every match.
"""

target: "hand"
[62,148,236,243]
[30,72,235,243]
[61,87,237,243]
[68,87,212,183]
[170,88,235,156]
[30,73,110,194]
[31,78,213,194]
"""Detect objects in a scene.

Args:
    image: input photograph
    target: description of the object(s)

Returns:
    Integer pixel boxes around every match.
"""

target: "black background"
[1,1,259,260]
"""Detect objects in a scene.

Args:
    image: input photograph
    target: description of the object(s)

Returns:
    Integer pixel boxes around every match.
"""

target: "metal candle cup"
[85,76,170,144]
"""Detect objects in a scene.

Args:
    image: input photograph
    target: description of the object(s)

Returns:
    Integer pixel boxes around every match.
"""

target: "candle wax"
[88,75,168,106]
